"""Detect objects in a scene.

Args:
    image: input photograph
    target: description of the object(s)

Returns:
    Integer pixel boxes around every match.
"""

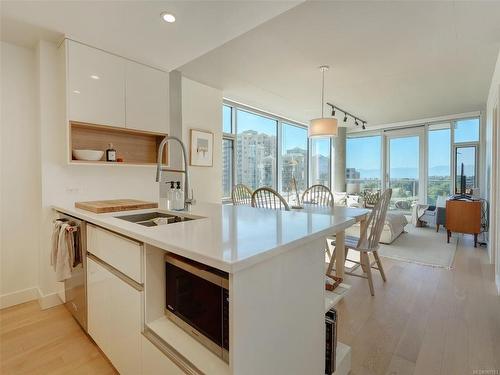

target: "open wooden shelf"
[69,121,167,165]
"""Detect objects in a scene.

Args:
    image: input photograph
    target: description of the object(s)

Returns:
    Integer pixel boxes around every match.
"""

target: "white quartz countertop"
[54,202,356,273]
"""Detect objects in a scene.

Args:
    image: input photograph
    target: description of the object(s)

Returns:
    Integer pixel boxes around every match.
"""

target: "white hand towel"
[55,223,72,281]
[51,220,63,267]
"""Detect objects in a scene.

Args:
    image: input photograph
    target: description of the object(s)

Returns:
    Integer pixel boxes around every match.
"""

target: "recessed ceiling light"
[161,12,176,23]
[73,90,81,94]
[90,74,100,80]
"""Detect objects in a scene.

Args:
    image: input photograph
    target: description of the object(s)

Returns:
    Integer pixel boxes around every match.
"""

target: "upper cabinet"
[68,41,126,127]
[126,61,169,134]
[65,40,169,134]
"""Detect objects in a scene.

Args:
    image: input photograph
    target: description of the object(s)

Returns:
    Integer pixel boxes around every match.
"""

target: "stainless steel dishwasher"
[59,213,87,332]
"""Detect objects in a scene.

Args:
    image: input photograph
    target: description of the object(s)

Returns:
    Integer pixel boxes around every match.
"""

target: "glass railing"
[388,178,418,212]
[345,178,382,192]
[427,178,451,205]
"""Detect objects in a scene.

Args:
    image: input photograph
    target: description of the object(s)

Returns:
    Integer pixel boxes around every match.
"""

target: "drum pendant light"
[309,66,338,138]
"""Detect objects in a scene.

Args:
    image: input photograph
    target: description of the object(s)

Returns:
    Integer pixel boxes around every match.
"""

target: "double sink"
[115,211,196,227]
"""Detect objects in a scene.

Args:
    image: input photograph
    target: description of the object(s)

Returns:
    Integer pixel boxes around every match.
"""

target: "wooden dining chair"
[302,185,335,262]
[331,189,392,296]
[251,187,290,211]
[232,184,253,206]
[302,184,334,207]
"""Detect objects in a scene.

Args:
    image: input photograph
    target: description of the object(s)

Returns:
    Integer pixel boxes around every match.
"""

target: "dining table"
[291,204,371,279]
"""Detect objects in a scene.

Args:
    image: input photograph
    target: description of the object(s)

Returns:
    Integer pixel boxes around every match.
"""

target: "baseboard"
[0,287,39,309]
[37,288,63,310]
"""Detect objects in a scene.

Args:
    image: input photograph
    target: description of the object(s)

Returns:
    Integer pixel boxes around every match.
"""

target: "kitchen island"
[54,202,356,375]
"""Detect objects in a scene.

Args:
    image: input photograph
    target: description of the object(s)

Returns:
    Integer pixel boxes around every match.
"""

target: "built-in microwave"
[164,254,229,363]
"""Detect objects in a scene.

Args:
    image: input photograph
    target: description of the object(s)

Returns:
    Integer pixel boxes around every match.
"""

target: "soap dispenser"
[174,181,184,210]
[167,181,176,210]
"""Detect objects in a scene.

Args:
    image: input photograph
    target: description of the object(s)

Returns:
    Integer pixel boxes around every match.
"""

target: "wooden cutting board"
[75,199,158,213]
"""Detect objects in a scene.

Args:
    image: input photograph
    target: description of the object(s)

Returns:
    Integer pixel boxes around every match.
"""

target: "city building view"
[236,130,276,190]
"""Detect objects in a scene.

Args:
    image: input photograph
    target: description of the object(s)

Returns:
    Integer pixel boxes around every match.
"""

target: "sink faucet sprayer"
[156,136,194,210]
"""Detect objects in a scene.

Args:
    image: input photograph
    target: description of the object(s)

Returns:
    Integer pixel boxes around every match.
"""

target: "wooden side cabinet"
[445,200,481,247]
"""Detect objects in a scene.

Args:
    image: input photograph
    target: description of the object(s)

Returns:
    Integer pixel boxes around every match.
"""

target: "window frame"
[308,137,332,188]
[345,116,481,203]
[453,143,479,193]
[426,123,452,204]
[280,122,309,194]
[222,100,308,201]
[450,117,480,194]
[222,105,236,202]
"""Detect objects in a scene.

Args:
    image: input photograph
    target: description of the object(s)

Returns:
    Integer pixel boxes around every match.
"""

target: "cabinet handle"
[87,253,143,292]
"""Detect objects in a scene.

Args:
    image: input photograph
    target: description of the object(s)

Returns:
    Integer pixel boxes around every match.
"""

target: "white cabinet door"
[68,41,126,127]
[87,257,142,375]
[142,337,184,375]
[108,270,142,375]
[87,257,113,353]
[125,61,169,134]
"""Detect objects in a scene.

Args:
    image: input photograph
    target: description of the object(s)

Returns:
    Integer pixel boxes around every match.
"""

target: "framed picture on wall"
[190,129,213,167]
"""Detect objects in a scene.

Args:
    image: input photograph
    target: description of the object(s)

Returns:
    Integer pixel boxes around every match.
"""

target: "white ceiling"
[179,1,500,127]
[0,0,301,70]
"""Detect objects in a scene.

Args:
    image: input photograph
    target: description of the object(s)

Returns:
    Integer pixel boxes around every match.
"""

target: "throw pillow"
[346,195,362,208]
[333,192,347,206]
[363,190,380,208]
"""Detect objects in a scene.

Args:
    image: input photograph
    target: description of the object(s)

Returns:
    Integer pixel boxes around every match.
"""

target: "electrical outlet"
[65,187,80,194]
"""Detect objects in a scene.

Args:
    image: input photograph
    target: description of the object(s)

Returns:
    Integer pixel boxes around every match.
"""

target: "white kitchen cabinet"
[126,61,169,134]
[87,256,112,351]
[87,256,142,375]
[87,224,143,283]
[141,336,184,375]
[68,41,126,127]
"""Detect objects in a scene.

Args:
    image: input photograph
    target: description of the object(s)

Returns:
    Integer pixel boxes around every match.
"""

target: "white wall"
[181,77,222,203]
[485,48,500,292]
[0,42,40,308]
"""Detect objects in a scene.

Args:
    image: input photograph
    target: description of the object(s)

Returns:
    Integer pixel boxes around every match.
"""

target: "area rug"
[378,224,458,269]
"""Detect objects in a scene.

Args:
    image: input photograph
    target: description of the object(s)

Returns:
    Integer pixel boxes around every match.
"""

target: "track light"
[327,102,366,129]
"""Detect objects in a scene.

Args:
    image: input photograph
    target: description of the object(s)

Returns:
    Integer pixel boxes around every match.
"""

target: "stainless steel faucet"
[156,136,194,210]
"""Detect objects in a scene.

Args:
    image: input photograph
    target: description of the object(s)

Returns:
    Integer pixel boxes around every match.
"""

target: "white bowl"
[72,149,104,161]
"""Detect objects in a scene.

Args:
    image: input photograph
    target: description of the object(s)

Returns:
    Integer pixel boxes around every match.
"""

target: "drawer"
[87,224,143,283]
[142,336,184,375]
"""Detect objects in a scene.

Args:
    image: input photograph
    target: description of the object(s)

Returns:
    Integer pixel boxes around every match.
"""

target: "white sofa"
[334,192,408,244]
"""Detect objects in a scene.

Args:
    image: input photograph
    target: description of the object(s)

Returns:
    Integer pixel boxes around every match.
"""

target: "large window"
[346,135,381,191]
[427,124,451,204]
[222,139,233,198]
[343,116,480,207]
[310,138,331,187]
[221,102,308,200]
[388,135,420,211]
[455,145,477,193]
[281,123,308,197]
[454,118,479,143]
[222,105,235,199]
[223,105,232,133]
[453,118,480,193]
[236,110,277,190]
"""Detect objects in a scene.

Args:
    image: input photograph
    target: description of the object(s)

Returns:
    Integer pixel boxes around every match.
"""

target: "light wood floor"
[337,234,500,375]
[1,234,498,375]
[0,300,116,374]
